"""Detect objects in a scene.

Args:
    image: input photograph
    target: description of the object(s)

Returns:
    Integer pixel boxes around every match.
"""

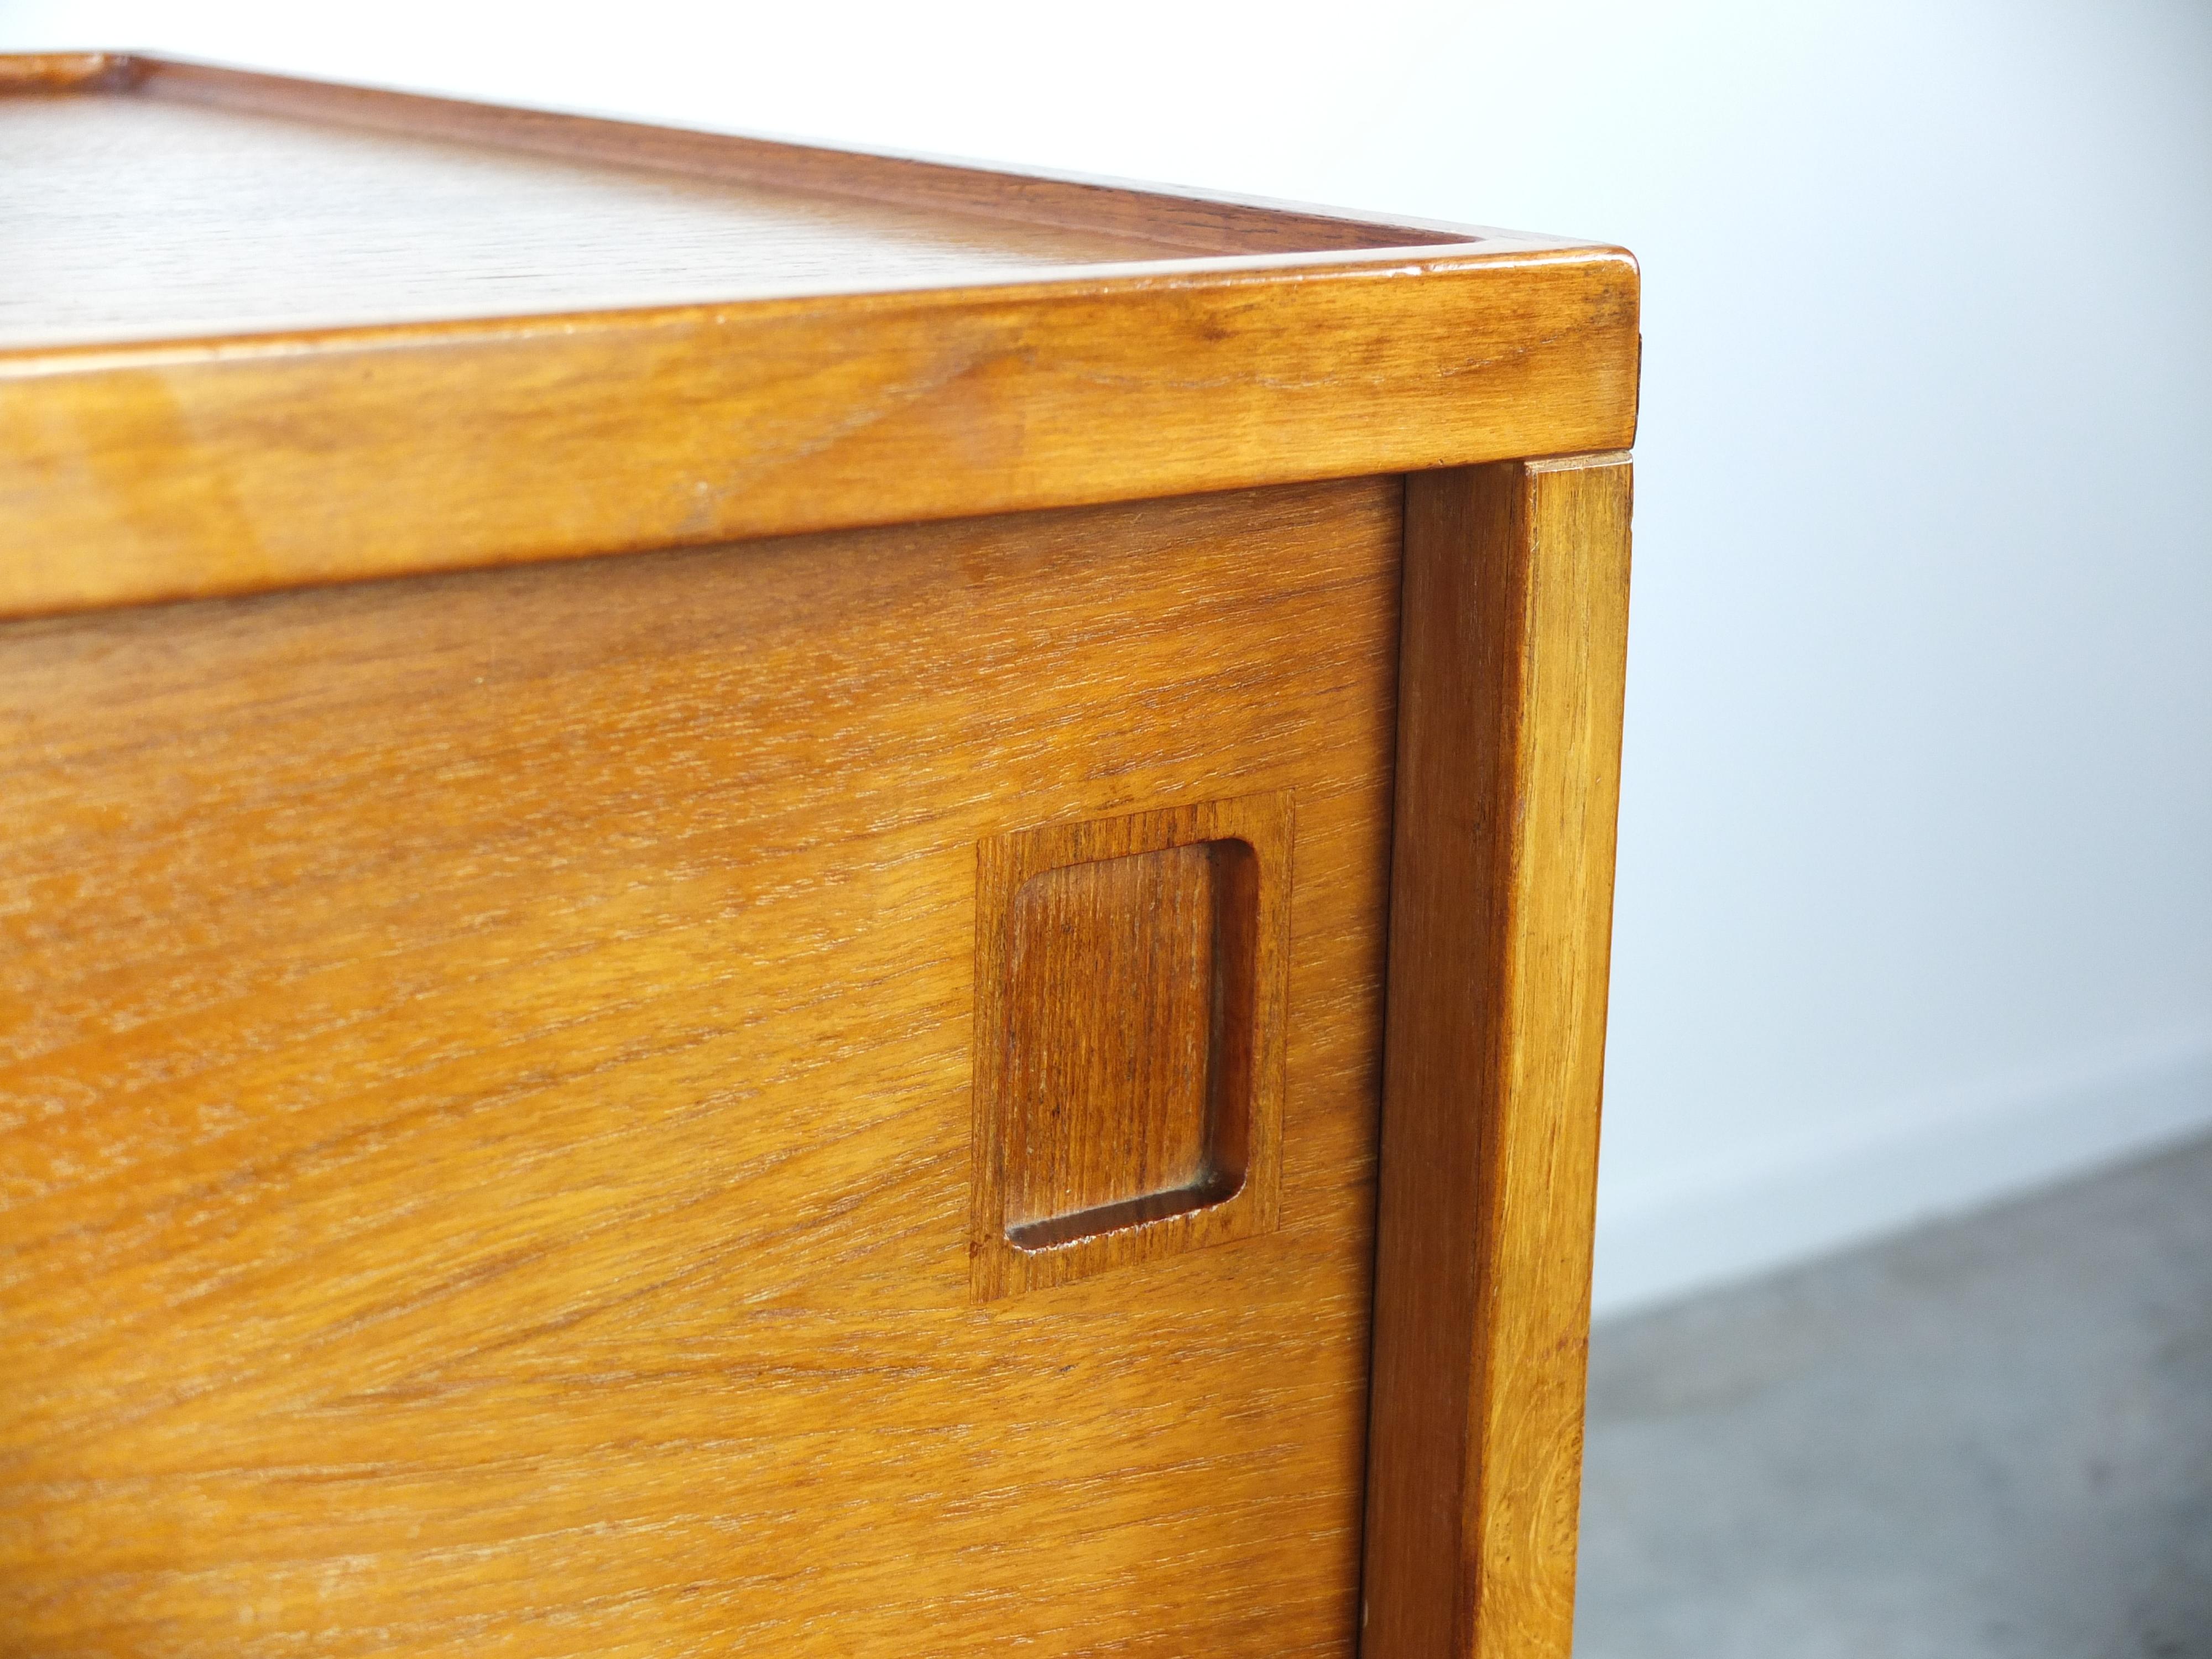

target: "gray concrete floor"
[1574,1132,2212,1658]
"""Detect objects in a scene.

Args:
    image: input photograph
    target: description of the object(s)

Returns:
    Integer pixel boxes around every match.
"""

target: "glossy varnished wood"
[131,56,1469,258]
[2,54,1643,1652]
[0,51,130,90]
[0,479,1402,1656]
[1360,458,1632,1659]
[0,95,1207,352]
[0,56,1637,619]
[972,794,1290,1300]
[0,253,1632,622]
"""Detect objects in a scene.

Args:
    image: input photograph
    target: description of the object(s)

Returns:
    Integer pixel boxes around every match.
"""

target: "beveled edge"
[0,54,1641,618]
[1,51,1556,268]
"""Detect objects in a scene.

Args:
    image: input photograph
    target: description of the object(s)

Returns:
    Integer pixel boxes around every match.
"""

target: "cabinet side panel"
[0,480,1401,1657]
[1363,458,1631,1659]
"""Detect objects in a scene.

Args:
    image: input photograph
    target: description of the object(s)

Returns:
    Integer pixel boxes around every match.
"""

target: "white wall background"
[7,0,2208,1317]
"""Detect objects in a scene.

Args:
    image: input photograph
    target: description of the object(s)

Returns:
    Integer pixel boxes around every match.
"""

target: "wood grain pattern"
[1008,845,1225,1226]
[0,478,1401,1657]
[2,50,1643,1646]
[973,794,1288,1299]
[129,56,1482,257]
[0,95,1209,352]
[0,55,1639,621]
[0,248,1635,621]
[1359,457,1632,1659]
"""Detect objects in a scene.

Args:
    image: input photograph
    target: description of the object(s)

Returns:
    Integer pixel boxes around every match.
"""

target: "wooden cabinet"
[0,53,1638,1659]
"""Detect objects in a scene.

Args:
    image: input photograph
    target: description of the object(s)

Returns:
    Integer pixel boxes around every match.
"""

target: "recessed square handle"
[972,793,1290,1300]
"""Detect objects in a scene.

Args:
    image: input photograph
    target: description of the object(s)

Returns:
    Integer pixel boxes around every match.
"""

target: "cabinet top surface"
[0,53,1640,620]
[1,93,1205,351]
[1,53,1477,353]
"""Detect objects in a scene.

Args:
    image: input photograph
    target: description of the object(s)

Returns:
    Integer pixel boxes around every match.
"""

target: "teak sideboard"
[0,53,1638,1659]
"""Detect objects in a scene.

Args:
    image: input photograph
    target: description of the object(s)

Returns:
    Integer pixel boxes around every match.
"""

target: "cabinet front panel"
[0,478,1400,1657]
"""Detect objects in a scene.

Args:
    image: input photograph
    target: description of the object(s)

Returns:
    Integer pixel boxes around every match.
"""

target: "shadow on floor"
[1574,1132,2212,1658]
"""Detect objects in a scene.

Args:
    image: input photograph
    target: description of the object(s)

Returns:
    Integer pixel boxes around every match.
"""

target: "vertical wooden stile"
[1361,456,1634,1659]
